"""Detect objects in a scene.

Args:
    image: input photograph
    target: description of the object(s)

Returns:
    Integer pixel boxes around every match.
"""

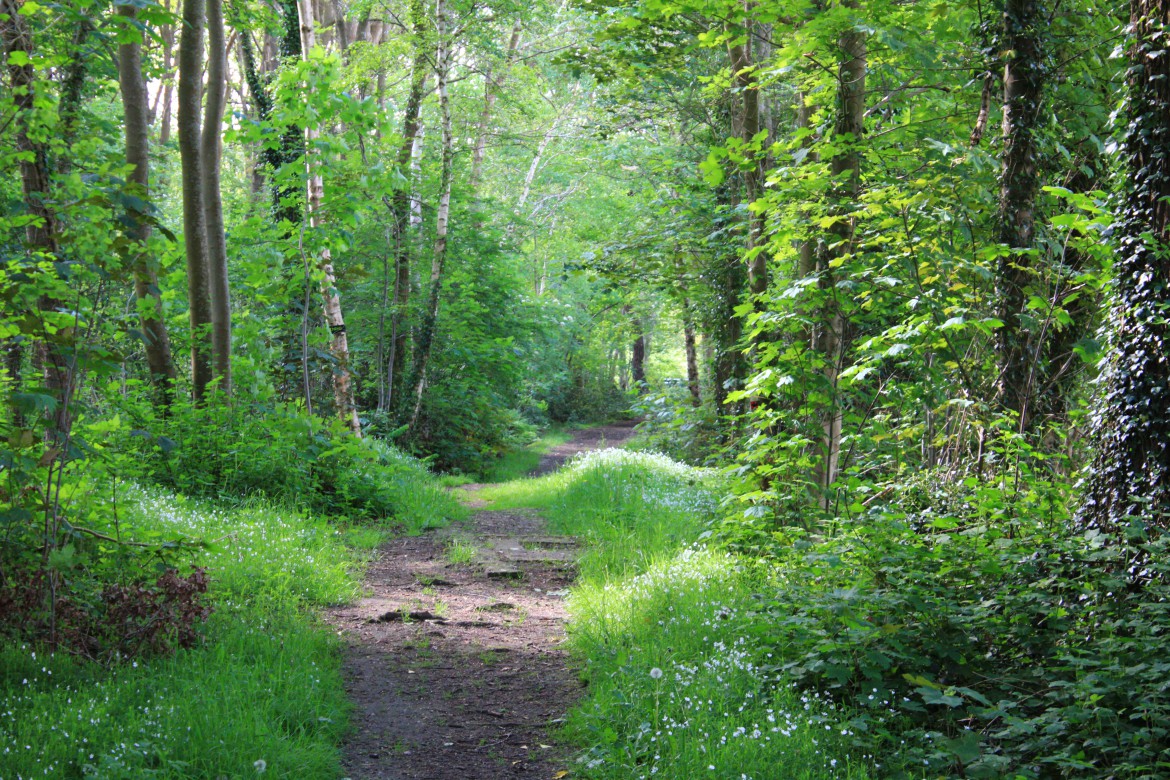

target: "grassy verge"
[477,425,576,483]
[486,449,871,779]
[0,479,413,779]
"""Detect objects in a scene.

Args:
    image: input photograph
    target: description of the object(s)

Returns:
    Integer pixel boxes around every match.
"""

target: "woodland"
[2,0,1170,776]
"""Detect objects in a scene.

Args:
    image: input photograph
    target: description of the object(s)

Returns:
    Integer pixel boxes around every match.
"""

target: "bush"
[111,394,464,531]
[751,502,1170,778]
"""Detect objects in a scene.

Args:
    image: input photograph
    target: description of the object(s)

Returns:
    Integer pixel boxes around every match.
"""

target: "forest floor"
[327,422,637,780]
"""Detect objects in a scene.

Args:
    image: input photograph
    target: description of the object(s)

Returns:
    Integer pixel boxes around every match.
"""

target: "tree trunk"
[995,0,1044,431]
[1079,0,1170,537]
[683,301,701,407]
[385,0,428,410]
[406,0,453,429]
[159,1,175,144]
[1,0,72,441]
[297,0,361,436]
[726,13,767,298]
[177,0,214,402]
[117,2,178,401]
[204,0,232,394]
[630,315,647,389]
[518,113,562,211]
[811,16,866,511]
[469,20,522,193]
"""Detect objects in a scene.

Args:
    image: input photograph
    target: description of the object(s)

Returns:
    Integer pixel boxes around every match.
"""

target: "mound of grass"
[478,426,575,483]
[488,448,869,778]
[0,485,364,779]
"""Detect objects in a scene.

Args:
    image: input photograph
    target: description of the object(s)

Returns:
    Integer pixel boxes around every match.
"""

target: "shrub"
[752,504,1170,778]
[110,395,463,531]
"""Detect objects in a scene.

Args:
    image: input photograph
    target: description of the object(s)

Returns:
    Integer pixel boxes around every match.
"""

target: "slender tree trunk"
[683,300,701,407]
[995,0,1044,430]
[518,113,561,210]
[1079,0,1170,537]
[811,15,866,511]
[406,0,453,429]
[1,0,71,440]
[469,20,522,193]
[726,12,766,298]
[159,0,175,144]
[410,122,425,229]
[117,2,177,401]
[386,0,428,409]
[297,0,361,436]
[204,0,232,394]
[178,0,214,402]
[629,309,647,389]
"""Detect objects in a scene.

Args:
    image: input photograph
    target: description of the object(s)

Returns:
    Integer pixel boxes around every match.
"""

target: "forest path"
[328,423,637,780]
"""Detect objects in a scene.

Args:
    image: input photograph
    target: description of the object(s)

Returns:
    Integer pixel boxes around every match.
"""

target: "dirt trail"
[329,423,636,780]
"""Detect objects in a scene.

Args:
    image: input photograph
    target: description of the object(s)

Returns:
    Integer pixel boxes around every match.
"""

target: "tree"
[116,1,177,401]
[177,0,214,401]
[204,0,232,393]
[994,0,1046,431]
[1079,0,1170,536]
[296,0,361,436]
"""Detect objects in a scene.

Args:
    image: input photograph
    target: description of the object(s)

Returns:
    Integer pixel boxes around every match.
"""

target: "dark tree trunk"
[385,0,428,411]
[726,14,767,298]
[1,0,71,440]
[117,2,178,401]
[683,302,701,407]
[995,0,1045,430]
[1079,0,1170,536]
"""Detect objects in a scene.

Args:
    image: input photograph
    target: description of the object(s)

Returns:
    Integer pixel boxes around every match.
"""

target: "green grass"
[486,448,872,780]
[479,425,576,483]
[0,485,370,779]
[0,604,347,778]
[445,537,477,565]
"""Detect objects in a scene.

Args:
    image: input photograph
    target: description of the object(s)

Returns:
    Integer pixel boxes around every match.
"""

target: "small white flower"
[254,759,267,773]
[650,667,663,680]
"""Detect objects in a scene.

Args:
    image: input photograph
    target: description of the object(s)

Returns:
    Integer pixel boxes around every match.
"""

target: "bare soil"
[328,423,636,780]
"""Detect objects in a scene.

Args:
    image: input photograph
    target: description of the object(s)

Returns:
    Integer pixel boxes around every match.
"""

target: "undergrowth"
[488,448,869,779]
[0,486,364,778]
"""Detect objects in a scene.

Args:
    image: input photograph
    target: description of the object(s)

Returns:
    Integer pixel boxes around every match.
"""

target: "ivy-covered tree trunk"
[1,0,71,441]
[1079,0,1170,536]
[995,0,1045,430]
[117,2,177,401]
[297,0,361,436]
[811,15,865,511]
[726,15,766,298]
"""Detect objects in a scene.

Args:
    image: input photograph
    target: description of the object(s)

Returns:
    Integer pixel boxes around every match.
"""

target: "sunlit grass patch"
[564,548,870,780]
[445,537,477,565]
[0,484,367,779]
[0,603,347,779]
[124,485,361,606]
[480,426,575,482]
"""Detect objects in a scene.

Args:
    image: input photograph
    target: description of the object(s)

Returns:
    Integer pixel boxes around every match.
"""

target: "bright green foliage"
[489,449,868,778]
[109,396,465,531]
